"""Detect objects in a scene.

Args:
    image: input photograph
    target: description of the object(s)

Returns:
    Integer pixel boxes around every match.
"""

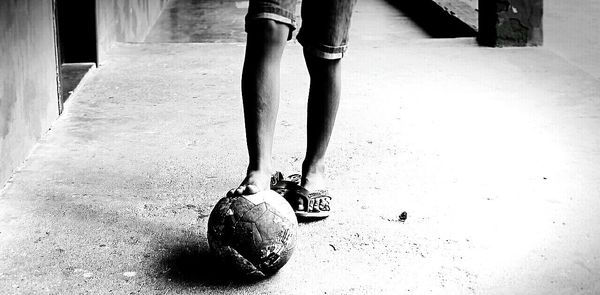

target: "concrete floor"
[545,0,600,78]
[1,0,599,294]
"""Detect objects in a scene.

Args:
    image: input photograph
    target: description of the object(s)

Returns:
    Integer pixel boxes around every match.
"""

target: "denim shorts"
[245,0,358,59]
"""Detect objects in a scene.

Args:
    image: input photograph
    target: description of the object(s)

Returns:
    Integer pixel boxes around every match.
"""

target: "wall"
[432,0,478,30]
[96,0,170,64]
[0,0,60,186]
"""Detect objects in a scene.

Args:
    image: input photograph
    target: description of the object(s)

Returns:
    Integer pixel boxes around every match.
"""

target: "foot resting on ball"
[228,170,284,196]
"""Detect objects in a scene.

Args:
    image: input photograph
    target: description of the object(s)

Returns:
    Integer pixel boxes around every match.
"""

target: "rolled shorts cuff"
[297,37,348,60]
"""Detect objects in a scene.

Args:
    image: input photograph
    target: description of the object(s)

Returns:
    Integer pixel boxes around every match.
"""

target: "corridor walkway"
[1,0,599,294]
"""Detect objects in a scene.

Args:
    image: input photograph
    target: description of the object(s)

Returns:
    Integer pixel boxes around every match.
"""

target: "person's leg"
[230,20,290,196]
[301,52,341,191]
[282,0,356,215]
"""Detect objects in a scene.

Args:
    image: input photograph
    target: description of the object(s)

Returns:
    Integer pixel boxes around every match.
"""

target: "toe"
[318,199,328,211]
[297,198,305,211]
[234,186,245,196]
[244,184,260,195]
[227,188,236,197]
[308,198,316,212]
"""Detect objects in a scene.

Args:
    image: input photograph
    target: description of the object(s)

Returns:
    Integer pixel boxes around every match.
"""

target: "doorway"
[55,0,97,113]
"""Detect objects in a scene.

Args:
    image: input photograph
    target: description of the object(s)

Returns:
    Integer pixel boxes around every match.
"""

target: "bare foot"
[228,169,273,196]
[295,163,329,214]
[301,162,326,191]
[301,171,325,192]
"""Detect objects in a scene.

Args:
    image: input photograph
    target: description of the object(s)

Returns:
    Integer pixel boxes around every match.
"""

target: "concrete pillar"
[478,0,543,47]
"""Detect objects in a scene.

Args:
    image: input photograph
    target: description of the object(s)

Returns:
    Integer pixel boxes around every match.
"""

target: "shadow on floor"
[157,240,228,286]
[384,0,476,38]
[60,63,94,103]
[156,237,266,287]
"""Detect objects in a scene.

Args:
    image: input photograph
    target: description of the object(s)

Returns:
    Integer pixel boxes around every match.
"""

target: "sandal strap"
[271,180,304,192]
[278,185,330,214]
[285,174,302,185]
[270,173,331,215]
[307,190,331,212]
[280,186,310,212]
[270,171,284,187]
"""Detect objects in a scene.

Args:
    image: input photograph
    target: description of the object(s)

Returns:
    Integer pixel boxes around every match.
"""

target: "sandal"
[271,174,331,219]
[270,171,285,187]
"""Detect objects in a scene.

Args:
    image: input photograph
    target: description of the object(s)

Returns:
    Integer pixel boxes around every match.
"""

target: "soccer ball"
[207,190,298,278]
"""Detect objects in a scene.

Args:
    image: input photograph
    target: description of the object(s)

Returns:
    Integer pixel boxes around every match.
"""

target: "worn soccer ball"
[207,190,298,278]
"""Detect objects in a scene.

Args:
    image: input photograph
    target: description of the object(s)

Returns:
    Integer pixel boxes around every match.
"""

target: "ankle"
[302,160,325,177]
[246,163,273,175]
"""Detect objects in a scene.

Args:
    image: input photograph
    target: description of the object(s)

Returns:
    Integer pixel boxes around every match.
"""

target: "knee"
[247,19,289,46]
[304,49,341,78]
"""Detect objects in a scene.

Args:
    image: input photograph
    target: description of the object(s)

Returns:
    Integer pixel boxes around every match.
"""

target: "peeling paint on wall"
[0,0,59,185]
[479,0,543,46]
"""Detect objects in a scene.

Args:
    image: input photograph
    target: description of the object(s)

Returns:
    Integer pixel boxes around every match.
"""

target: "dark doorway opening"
[55,0,97,113]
